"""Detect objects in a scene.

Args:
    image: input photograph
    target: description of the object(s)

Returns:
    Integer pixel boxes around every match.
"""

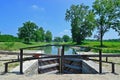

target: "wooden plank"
[64,54,120,58]
[43,70,59,74]
[88,58,114,64]
[64,64,81,70]
[39,63,59,69]
[0,51,19,55]
[39,58,59,61]
[64,58,82,62]
[0,51,45,55]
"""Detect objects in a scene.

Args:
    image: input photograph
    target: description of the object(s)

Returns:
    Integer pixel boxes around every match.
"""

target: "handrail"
[88,58,115,73]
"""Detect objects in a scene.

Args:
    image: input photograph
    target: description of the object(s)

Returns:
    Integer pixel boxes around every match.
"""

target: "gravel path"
[0,74,120,80]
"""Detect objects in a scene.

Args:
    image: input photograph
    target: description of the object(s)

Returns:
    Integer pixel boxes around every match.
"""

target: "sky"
[0,0,119,40]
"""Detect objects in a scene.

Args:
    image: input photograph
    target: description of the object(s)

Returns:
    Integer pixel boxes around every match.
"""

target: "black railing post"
[99,49,102,74]
[20,49,23,74]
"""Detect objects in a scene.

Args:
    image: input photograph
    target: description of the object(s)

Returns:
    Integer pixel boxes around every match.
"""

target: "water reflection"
[38,46,75,55]
[44,46,52,54]
[64,46,76,55]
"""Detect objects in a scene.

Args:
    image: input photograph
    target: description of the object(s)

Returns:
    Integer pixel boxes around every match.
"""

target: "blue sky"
[0,0,119,39]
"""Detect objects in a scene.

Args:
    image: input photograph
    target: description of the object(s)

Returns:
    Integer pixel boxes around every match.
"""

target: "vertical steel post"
[99,49,102,73]
[20,49,23,74]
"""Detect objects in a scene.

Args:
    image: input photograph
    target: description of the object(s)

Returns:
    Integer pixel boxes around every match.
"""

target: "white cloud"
[31,5,45,11]
[32,5,39,9]
[58,29,71,37]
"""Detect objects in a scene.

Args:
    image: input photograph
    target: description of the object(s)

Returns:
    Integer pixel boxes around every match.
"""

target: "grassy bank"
[0,41,120,53]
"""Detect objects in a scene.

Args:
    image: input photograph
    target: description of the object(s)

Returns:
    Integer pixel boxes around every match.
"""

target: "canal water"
[38,46,75,55]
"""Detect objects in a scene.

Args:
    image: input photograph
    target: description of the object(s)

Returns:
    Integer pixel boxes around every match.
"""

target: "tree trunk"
[100,35,103,47]
[100,26,103,47]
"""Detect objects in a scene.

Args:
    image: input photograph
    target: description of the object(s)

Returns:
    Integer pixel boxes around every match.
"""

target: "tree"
[65,4,95,44]
[18,21,38,43]
[92,0,120,47]
[54,37,63,42]
[62,35,70,42]
[45,30,52,42]
[35,27,45,42]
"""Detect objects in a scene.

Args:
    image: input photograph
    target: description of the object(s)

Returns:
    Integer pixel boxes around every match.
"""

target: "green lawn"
[0,41,120,53]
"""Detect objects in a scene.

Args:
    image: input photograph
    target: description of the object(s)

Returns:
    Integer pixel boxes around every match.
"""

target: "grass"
[0,41,120,53]
[0,42,49,51]
[82,40,120,53]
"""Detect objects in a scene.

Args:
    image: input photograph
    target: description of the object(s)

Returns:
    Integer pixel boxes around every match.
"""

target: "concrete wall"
[82,60,99,74]
[24,60,38,75]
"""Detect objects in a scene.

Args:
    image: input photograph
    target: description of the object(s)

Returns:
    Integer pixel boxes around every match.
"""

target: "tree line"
[54,35,72,42]
[65,0,120,46]
[0,21,72,43]
[18,21,52,43]
[17,21,71,43]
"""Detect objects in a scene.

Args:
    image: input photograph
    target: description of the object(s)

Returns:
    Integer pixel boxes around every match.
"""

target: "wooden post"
[38,59,41,74]
[4,63,8,73]
[61,45,64,73]
[17,53,20,61]
[58,48,61,56]
[106,57,108,62]
[111,63,115,73]
[58,48,61,73]
[20,49,23,74]
[99,49,102,74]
